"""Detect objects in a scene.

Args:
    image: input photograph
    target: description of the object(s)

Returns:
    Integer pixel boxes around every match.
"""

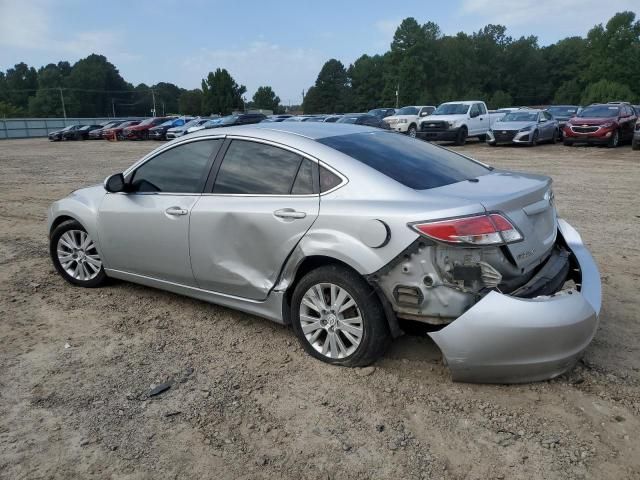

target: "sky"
[0,0,638,105]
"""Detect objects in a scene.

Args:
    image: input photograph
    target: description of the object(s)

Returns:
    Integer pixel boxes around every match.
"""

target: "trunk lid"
[427,170,557,271]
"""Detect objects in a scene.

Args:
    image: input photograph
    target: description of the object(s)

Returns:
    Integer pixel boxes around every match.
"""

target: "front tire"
[50,220,107,288]
[407,124,417,138]
[291,265,390,367]
[454,127,467,146]
[608,130,620,148]
[632,137,640,150]
[530,130,539,146]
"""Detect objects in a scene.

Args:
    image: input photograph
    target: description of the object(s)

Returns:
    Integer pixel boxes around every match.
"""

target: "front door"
[190,138,320,300]
[98,138,222,285]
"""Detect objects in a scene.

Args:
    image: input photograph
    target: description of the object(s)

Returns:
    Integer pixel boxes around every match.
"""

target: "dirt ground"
[0,137,639,480]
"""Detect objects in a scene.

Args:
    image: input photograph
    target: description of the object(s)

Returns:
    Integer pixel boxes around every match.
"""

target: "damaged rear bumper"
[428,219,601,383]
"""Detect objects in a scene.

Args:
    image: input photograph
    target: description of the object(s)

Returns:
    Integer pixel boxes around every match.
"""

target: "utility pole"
[151,89,157,117]
[59,88,67,120]
[395,83,399,109]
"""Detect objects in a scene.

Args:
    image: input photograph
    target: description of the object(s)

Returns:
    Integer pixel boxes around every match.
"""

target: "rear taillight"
[410,213,523,246]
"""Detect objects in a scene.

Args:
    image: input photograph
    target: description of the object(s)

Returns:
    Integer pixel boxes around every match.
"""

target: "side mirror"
[104,173,126,193]
[539,117,547,123]
[420,111,428,117]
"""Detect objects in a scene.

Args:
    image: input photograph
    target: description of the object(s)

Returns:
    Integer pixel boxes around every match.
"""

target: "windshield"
[102,122,118,129]
[577,105,619,118]
[547,106,578,116]
[434,104,469,115]
[181,118,200,128]
[501,112,538,122]
[337,116,361,124]
[138,118,157,126]
[159,120,174,127]
[204,119,221,127]
[120,121,138,128]
[318,131,490,190]
[396,106,418,115]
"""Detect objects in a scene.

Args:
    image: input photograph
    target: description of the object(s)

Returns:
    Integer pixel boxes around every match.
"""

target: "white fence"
[0,117,144,139]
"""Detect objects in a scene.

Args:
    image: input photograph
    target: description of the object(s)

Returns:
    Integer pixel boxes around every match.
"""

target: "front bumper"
[386,122,409,133]
[563,126,613,144]
[416,128,459,141]
[487,129,533,144]
[428,219,601,383]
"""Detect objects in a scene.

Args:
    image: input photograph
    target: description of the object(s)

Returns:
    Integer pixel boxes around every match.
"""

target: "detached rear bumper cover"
[428,219,601,383]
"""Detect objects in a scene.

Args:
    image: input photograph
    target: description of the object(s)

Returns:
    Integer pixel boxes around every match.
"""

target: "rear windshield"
[318,131,490,190]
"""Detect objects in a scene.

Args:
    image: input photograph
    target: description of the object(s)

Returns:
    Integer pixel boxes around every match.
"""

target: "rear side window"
[291,159,315,195]
[213,140,304,195]
[320,166,342,192]
[130,139,221,193]
[318,132,490,190]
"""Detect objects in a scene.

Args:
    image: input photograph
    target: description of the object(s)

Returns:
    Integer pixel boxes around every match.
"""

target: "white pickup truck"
[416,100,501,145]
[382,105,436,137]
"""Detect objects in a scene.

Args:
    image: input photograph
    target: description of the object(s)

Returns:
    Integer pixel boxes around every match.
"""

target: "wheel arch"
[278,253,402,337]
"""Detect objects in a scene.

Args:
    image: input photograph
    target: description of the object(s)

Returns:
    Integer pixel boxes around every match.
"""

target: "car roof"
[187,121,378,141]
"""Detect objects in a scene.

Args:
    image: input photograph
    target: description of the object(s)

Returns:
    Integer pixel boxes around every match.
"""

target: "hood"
[568,117,615,126]
[492,120,536,131]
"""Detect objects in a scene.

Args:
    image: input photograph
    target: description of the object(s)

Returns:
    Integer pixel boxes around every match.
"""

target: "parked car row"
[46,101,639,150]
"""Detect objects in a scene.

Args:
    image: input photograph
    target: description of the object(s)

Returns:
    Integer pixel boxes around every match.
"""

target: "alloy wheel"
[299,283,363,359]
[56,229,102,281]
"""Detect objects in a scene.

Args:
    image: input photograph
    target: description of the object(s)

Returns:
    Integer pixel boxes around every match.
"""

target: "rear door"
[190,138,320,300]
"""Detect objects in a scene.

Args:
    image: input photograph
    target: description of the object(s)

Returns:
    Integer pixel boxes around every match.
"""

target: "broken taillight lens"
[410,213,523,246]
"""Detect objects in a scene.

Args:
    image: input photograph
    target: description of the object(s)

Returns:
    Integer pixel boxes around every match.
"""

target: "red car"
[563,103,637,148]
[103,120,141,141]
[122,117,172,140]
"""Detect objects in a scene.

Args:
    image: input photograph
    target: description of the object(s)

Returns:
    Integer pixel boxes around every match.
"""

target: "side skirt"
[104,269,285,324]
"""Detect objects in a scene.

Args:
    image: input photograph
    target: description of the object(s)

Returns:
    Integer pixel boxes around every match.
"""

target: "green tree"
[152,82,182,115]
[583,12,640,92]
[302,59,351,113]
[580,79,637,105]
[179,89,203,115]
[252,86,280,112]
[64,54,129,116]
[553,79,583,104]
[348,54,386,110]
[489,90,513,109]
[201,68,246,115]
[28,63,69,116]
[4,62,38,111]
[0,101,25,117]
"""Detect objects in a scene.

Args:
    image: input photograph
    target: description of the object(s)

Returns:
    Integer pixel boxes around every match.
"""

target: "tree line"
[303,11,640,113]
[1,11,638,118]
[0,56,283,118]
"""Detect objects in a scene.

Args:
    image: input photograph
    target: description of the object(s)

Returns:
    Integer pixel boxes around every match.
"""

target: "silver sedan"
[48,123,601,383]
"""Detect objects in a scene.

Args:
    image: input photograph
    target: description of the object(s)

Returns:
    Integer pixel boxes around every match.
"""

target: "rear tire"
[477,134,487,142]
[291,265,390,367]
[632,137,640,150]
[551,129,558,143]
[454,127,467,146]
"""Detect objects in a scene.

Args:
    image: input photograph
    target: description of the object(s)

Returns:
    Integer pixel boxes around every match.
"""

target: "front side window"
[213,140,305,195]
[130,139,221,193]
[469,104,480,117]
[318,131,490,190]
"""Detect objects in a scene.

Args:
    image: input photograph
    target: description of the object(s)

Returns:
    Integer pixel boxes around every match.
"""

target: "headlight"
[519,125,533,132]
[601,122,614,129]
[398,119,407,124]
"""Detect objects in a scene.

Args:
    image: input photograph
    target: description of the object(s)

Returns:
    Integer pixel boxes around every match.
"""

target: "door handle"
[274,208,306,219]
[165,206,188,216]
